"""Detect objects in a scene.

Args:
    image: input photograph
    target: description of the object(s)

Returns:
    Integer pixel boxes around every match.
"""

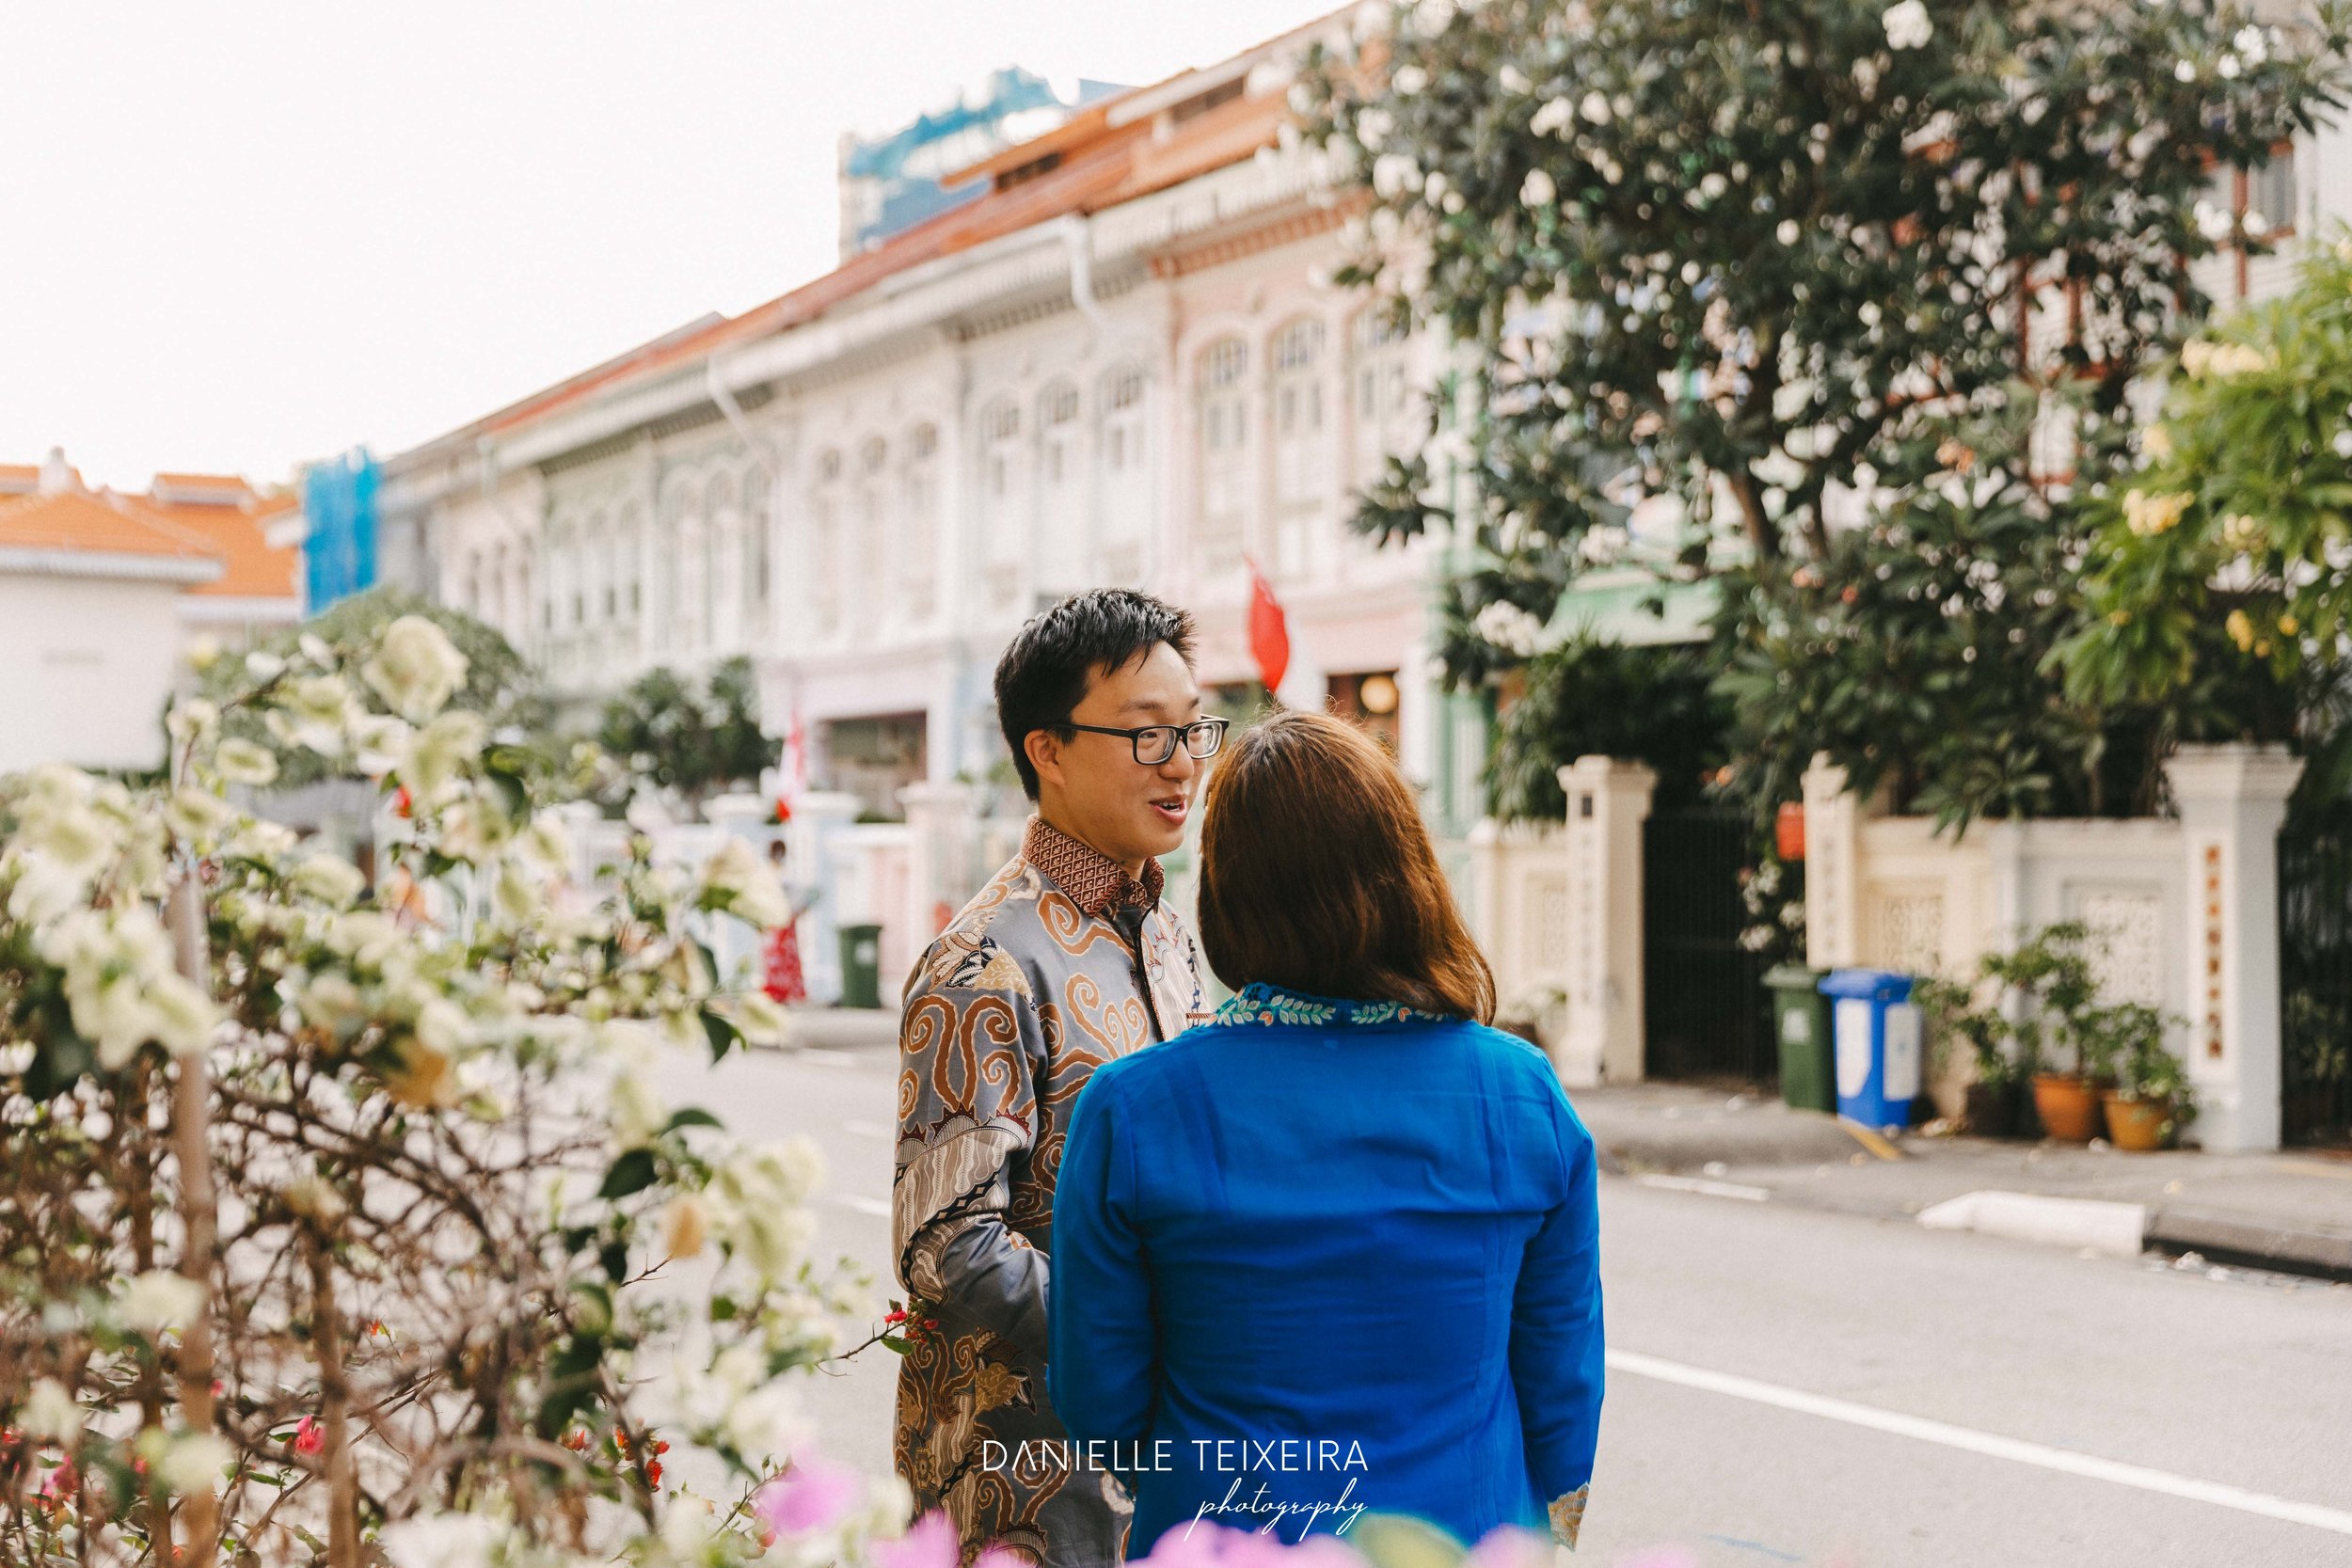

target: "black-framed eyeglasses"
[1053,717,1229,766]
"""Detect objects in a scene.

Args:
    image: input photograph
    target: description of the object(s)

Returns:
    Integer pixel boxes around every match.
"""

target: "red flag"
[1247,559,1291,698]
[786,705,808,793]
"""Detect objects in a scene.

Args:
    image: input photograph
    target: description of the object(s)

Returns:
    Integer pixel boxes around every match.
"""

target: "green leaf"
[701,1009,742,1064]
[664,1107,723,1132]
[598,1148,658,1201]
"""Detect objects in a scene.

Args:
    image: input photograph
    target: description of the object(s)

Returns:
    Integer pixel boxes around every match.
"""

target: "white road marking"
[845,1119,896,1141]
[1636,1174,1772,1202]
[828,1193,893,1218]
[1609,1349,2352,1537]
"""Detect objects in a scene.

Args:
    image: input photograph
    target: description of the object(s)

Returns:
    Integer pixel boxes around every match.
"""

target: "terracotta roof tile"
[437,19,1331,451]
[141,492,298,597]
[0,489,223,563]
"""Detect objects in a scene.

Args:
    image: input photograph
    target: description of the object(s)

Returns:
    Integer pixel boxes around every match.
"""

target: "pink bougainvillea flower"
[754,1452,863,1537]
[973,1545,1035,1568]
[1135,1520,1234,1568]
[1462,1526,1549,1568]
[292,1416,325,1457]
[872,1510,961,1568]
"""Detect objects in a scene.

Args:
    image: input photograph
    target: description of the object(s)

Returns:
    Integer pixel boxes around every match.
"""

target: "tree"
[1485,636,1729,821]
[1310,0,2346,579]
[596,658,775,811]
[2062,238,2352,805]
[0,618,901,1566]
[1300,0,2349,832]
[189,588,553,796]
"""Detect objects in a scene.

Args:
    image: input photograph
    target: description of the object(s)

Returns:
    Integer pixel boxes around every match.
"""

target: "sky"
[0,2,1342,492]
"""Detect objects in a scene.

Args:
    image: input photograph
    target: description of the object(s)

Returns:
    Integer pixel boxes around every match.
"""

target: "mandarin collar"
[1023,816,1164,917]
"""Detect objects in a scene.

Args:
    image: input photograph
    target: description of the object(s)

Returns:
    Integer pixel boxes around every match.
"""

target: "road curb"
[1916,1189,2148,1256]
[2144,1207,2352,1284]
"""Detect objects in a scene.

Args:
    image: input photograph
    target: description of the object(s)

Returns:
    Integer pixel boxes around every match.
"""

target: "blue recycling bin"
[1819,969,1922,1132]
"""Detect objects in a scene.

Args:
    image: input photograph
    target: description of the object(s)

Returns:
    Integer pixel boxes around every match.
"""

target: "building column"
[2163,743,2303,1153]
[1558,755,1656,1086]
[1803,753,1862,972]
[900,780,975,953]
[791,790,863,1006]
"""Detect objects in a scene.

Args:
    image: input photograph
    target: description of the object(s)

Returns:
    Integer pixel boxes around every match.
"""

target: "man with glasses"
[892,589,1219,1568]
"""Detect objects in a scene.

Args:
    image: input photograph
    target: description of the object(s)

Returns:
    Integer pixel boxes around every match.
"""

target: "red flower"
[392,785,414,818]
[645,1460,663,1486]
[883,1309,910,1327]
[292,1416,324,1457]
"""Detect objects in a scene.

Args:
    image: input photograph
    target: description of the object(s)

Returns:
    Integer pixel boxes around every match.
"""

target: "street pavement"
[654,1028,2352,1568]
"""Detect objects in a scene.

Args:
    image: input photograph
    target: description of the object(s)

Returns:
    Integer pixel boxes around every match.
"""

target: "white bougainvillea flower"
[292,853,367,908]
[1529,95,1572,135]
[1883,0,1932,49]
[735,990,793,1047]
[699,836,792,928]
[40,907,220,1067]
[379,1513,500,1568]
[119,1269,204,1335]
[361,615,469,721]
[268,674,356,755]
[22,1378,84,1443]
[155,1431,231,1497]
[1519,167,1557,207]
[211,738,279,787]
[397,710,488,801]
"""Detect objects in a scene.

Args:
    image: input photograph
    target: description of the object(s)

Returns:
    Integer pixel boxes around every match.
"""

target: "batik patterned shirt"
[892,816,1209,1568]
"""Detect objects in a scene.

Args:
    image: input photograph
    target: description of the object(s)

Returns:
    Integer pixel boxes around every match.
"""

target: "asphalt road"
[654,1037,2352,1568]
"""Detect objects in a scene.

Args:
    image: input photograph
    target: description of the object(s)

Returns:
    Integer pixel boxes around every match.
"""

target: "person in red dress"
[760,836,809,1006]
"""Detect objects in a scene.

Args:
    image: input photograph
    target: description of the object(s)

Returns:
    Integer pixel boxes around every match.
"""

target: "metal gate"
[1643,807,1773,1082]
[2278,820,2352,1147]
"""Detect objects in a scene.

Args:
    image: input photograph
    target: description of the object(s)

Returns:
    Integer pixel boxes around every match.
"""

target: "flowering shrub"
[0,617,908,1567]
[2062,238,2352,759]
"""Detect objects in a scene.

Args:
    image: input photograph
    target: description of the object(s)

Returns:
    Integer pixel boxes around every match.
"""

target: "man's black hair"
[993,589,1197,800]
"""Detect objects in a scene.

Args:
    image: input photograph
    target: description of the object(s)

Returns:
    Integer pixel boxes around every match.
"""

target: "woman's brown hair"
[1198,708,1496,1022]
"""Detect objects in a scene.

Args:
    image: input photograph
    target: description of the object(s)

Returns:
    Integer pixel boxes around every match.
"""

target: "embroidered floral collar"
[1022,816,1163,917]
[1213,981,1456,1029]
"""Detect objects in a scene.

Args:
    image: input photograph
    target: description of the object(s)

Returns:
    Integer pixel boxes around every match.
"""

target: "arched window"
[616,504,644,630]
[810,451,842,637]
[742,467,771,643]
[854,437,890,606]
[1038,382,1084,583]
[705,472,737,650]
[1351,309,1413,481]
[1270,317,1329,576]
[1196,337,1250,571]
[660,483,695,652]
[490,544,511,638]
[902,424,939,619]
[978,399,1025,603]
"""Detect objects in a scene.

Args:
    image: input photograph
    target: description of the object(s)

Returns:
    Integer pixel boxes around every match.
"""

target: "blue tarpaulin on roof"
[301,449,378,612]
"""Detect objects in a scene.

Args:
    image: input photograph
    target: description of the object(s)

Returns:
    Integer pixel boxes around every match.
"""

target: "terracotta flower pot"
[1964,1081,2020,1139]
[2031,1072,2103,1144]
[2102,1091,2173,1152]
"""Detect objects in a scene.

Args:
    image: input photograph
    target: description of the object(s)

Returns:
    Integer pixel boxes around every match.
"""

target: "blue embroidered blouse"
[1047,984,1604,1556]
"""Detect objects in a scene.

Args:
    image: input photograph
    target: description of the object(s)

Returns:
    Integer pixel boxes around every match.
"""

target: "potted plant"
[1916,974,2026,1137]
[2102,1014,2196,1151]
[1985,923,2107,1143]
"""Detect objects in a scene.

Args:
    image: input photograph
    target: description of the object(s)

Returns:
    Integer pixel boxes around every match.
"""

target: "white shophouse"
[372,14,1487,994]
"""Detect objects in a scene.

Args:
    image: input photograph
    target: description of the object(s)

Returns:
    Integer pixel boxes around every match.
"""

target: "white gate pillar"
[2164,744,2302,1153]
[1803,753,1862,972]
[1559,756,1656,1085]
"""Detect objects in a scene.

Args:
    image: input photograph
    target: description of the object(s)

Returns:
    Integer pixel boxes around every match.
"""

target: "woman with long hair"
[1048,710,1604,1556]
